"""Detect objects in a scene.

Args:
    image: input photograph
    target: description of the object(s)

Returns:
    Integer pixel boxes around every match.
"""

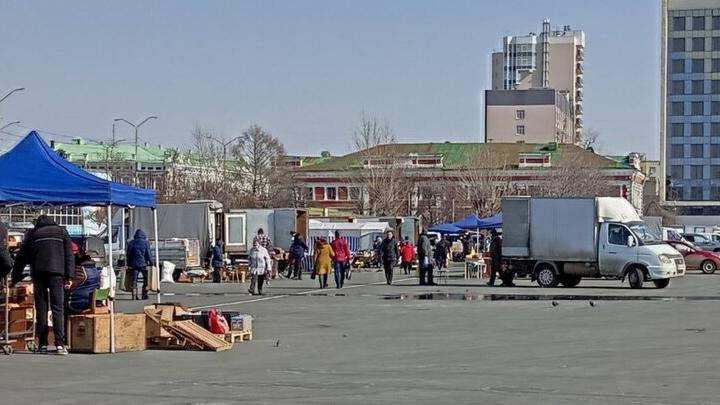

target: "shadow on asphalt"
[381,293,720,301]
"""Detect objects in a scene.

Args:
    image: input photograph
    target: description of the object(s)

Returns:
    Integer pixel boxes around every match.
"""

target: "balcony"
[576,76,584,88]
[576,117,584,127]
[575,104,583,115]
[576,62,584,75]
[577,47,584,61]
[576,88,583,101]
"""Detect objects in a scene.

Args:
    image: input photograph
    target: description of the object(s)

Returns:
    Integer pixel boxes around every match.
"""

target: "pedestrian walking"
[210,238,224,283]
[330,231,351,288]
[253,228,274,284]
[373,235,383,269]
[379,230,399,285]
[313,238,334,289]
[126,229,153,300]
[417,230,434,286]
[434,235,450,270]
[11,215,74,355]
[287,232,308,279]
[248,239,271,295]
[487,229,511,286]
[400,236,415,275]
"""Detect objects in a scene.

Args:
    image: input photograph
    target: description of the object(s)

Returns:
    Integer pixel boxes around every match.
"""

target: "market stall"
[0,131,157,354]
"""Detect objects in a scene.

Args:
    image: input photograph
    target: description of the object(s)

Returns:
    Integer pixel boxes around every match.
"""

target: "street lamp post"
[0,88,25,104]
[114,116,158,185]
[0,121,21,132]
[205,135,242,161]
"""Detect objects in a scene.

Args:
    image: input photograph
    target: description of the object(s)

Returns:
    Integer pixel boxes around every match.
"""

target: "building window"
[672,59,685,73]
[714,59,720,73]
[516,125,525,135]
[671,80,685,95]
[326,187,337,201]
[713,144,720,158]
[673,16,686,31]
[670,165,683,179]
[693,37,706,51]
[713,80,720,94]
[712,165,720,178]
[303,187,313,201]
[693,16,706,31]
[673,37,686,52]
[715,16,720,30]
[314,187,324,201]
[690,165,704,179]
[692,58,705,73]
[714,38,720,51]
[713,101,720,115]
[338,186,349,201]
[672,102,685,116]
[691,186,703,201]
[691,123,704,137]
[671,144,684,158]
[349,187,360,201]
[713,124,720,137]
[515,110,525,120]
[692,101,704,115]
[672,123,685,137]
[691,144,704,158]
[711,186,720,200]
[692,80,704,95]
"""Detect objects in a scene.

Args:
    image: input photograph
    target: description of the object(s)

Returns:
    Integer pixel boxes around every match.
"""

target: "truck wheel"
[627,267,644,289]
[536,265,559,288]
[701,260,717,274]
[560,275,582,288]
[653,279,670,289]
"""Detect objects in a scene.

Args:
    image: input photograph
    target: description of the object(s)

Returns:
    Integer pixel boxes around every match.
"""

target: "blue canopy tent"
[428,223,463,234]
[0,132,158,353]
[453,213,503,253]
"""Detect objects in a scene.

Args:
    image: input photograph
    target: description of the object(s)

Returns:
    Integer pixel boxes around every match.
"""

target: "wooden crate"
[69,313,146,353]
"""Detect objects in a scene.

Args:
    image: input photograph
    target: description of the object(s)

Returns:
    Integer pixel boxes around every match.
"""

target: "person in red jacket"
[330,231,352,288]
[400,236,415,275]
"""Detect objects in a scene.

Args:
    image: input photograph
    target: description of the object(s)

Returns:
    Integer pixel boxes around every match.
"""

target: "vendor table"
[464,260,485,279]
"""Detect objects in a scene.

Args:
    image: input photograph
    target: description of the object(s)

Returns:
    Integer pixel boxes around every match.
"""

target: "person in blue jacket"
[211,239,224,283]
[126,229,153,300]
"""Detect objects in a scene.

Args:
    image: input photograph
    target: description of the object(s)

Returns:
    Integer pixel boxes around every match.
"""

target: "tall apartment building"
[661,0,720,213]
[486,20,585,144]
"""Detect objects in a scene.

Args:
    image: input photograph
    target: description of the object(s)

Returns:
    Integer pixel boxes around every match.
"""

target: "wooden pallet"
[164,320,232,352]
[218,330,253,343]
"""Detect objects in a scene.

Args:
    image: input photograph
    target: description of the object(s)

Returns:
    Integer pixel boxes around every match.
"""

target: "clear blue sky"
[0,0,661,157]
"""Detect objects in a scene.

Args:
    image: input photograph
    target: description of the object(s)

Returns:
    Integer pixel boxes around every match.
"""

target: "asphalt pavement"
[1,264,719,405]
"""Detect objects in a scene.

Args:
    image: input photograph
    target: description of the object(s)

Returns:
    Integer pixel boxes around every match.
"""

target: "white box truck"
[502,197,685,289]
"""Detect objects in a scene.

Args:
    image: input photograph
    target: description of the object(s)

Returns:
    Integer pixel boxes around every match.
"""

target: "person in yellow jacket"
[313,238,335,289]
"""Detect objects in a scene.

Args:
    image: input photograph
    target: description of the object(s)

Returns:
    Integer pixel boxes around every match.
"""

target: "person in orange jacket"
[399,237,415,275]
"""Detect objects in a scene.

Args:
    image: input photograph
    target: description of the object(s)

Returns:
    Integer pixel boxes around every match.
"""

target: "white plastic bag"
[161,261,176,283]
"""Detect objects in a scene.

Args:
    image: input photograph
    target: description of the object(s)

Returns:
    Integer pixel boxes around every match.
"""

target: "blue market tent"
[0,131,155,208]
[428,223,463,234]
[0,131,158,353]
[453,213,502,230]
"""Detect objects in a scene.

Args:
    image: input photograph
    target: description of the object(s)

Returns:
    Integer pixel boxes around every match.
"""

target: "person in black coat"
[287,233,308,279]
[0,223,14,280]
[434,235,450,270]
[11,215,74,354]
[417,230,435,285]
[378,230,399,285]
[126,229,153,299]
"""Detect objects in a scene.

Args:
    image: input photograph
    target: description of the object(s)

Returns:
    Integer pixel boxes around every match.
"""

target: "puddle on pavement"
[381,293,720,302]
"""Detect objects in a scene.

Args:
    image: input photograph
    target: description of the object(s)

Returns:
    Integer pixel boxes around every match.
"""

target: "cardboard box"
[69,313,146,353]
[230,314,252,332]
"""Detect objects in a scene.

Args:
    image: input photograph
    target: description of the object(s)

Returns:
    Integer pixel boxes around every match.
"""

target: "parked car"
[667,240,720,274]
[681,233,720,252]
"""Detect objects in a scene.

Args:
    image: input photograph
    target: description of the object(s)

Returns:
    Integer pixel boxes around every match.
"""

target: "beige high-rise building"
[487,20,585,144]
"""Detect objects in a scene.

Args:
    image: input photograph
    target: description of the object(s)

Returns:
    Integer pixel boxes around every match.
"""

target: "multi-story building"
[488,20,585,143]
[292,142,645,224]
[661,0,720,215]
[484,88,573,143]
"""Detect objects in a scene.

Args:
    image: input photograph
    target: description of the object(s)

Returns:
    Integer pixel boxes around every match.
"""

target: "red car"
[667,240,720,274]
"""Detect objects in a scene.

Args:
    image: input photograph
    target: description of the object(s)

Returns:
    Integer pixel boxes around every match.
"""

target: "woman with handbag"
[313,238,334,289]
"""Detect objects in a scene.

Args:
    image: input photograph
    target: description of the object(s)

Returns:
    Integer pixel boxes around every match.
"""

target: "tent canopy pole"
[152,208,160,304]
[107,205,116,354]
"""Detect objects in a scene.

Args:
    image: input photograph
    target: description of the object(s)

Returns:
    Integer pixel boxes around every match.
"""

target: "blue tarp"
[453,213,502,230]
[0,131,156,208]
[428,223,463,234]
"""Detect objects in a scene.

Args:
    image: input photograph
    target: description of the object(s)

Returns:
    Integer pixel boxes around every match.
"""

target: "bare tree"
[579,128,600,151]
[532,152,615,198]
[233,125,286,207]
[347,114,413,216]
[456,148,513,217]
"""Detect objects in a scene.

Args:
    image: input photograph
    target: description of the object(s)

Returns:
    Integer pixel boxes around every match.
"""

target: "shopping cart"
[0,277,36,355]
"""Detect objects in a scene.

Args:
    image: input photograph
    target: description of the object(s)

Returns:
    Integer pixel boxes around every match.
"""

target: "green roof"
[297,142,631,171]
[54,140,169,162]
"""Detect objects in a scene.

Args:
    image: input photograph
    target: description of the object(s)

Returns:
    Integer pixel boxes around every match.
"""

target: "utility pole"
[114,116,158,185]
